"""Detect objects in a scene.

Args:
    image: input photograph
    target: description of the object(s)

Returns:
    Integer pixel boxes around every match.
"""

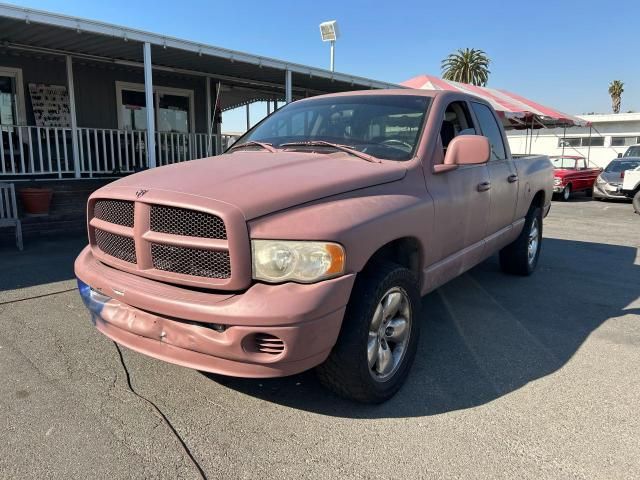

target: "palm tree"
[441,48,491,86]
[608,80,624,114]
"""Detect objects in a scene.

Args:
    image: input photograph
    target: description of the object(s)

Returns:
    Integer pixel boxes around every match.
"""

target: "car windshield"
[551,157,580,169]
[605,159,640,172]
[623,146,640,157]
[236,95,431,161]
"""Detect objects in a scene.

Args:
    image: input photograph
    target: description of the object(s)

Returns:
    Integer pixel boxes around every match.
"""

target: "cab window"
[471,102,507,161]
[439,101,476,157]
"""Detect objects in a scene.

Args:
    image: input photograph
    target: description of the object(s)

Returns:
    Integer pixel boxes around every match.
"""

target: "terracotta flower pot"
[19,187,54,215]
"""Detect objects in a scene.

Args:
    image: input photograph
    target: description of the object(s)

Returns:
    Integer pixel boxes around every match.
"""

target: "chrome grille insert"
[95,229,136,263]
[94,200,134,227]
[150,205,227,239]
[151,243,231,279]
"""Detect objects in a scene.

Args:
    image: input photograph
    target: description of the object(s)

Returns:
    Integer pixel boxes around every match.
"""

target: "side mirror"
[617,153,623,158]
[433,135,490,173]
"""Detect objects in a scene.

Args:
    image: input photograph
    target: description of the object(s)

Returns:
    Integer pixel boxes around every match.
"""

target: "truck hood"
[108,151,407,219]
[553,169,577,179]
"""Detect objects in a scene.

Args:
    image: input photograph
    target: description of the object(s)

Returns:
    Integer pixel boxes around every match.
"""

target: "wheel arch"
[360,236,423,288]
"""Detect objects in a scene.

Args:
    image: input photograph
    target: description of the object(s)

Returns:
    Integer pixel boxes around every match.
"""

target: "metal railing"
[1,125,231,178]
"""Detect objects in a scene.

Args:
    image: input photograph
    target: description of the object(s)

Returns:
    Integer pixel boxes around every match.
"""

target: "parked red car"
[551,155,601,201]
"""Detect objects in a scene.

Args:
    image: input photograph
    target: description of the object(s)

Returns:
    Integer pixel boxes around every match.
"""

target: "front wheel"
[633,190,640,214]
[499,205,542,276]
[316,262,421,403]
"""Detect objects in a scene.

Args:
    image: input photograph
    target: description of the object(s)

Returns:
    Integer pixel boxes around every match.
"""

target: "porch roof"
[0,2,398,108]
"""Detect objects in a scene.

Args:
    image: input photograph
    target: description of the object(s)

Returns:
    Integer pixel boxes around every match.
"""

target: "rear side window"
[471,102,506,161]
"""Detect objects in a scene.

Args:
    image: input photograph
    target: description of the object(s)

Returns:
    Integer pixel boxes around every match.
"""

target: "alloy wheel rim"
[367,287,412,382]
[528,217,539,264]
[563,187,570,200]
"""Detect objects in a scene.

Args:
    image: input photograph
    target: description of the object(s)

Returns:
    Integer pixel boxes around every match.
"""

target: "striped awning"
[402,75,587,129]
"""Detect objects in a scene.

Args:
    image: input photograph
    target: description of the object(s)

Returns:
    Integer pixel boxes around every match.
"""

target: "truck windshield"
[236,95,431,161]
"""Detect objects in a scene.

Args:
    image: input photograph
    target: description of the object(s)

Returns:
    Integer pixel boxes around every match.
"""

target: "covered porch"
[0,3,396,181]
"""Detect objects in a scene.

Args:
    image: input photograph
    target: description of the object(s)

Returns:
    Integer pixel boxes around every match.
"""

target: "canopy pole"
[561,126,566,157]
[205,77,212,156]
[285,69,292,103]
[529,116,534,154]
[587,125,592,164]
[246,104,250,131]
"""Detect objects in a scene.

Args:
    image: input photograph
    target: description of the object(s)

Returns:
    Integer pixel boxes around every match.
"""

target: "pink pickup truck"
[75,90,553,403]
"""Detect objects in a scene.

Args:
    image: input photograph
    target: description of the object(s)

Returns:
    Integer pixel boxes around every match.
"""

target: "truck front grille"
[150,205,227,239]
[89,197,242,289]
[94,200,134,227]
[151,243,231,279]
[94,229,137,263]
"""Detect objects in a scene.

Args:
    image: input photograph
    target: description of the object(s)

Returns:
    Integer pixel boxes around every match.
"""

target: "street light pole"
[320,21,339,73]
[330,40,335,72]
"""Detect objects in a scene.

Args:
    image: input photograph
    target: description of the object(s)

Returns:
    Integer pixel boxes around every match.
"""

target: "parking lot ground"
[1,199,639,479]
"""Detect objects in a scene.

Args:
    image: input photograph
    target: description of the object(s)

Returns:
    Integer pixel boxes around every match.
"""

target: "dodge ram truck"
[75,90,553,403]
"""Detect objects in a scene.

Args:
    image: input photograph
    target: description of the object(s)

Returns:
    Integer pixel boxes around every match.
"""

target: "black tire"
[560,185,571,201]
[499,205,542,276]
[316,262,421,403]
[585,188,593,197]
[633,190,640,214]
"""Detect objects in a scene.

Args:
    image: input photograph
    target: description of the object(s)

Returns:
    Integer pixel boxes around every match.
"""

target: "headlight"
[251,240,345,283]
[553,178,562,185]
[596,175,606,185]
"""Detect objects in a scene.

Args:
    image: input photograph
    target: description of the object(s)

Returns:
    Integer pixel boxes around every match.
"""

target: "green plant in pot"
[19,187,54,215]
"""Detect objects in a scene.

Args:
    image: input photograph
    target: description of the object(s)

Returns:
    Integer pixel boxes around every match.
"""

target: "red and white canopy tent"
[402,74,588,130]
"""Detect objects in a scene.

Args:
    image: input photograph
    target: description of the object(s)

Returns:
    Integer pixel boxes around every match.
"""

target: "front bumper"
[593,184,627,199]
[75,246,355,377]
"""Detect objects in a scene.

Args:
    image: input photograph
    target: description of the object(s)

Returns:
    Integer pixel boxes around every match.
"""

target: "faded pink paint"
[75,89,553,378]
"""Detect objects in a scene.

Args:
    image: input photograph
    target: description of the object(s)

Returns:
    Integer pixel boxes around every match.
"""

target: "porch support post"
[246,104,250,131]
[285,69,292,104]
[66,55,81,178]
[205,76,212,156]
[143,42,156,168]
[215,81,223,155]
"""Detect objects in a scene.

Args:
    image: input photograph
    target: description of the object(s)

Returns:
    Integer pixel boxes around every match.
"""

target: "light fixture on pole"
[319,20,339,72]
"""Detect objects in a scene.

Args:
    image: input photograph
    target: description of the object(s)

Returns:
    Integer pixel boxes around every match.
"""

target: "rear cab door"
[468,101,520,253]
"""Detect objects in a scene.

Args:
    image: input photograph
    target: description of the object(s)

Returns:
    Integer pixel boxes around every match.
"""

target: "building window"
[0,66,25,126]
[558,137,581,147]
[558,137,604,147]
[581,137,604,147]
[611,136,640,147]
[116,81,194,133]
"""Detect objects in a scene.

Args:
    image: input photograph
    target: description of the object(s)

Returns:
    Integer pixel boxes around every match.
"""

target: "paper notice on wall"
[28,83,71,127]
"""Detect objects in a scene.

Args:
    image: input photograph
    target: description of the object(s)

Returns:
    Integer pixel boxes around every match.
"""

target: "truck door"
[469,102,519,251]
[423,100,491,280]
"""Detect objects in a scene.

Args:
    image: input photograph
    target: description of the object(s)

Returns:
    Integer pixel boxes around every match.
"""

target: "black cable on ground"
[112,342,208,480]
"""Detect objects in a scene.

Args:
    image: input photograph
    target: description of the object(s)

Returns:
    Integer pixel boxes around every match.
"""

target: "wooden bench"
[0,183,23,250]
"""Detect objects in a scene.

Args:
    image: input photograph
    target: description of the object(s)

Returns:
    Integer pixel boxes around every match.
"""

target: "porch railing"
[1,125,234,178]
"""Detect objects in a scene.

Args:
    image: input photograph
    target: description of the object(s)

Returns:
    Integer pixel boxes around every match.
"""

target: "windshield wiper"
[280,141,381,163]
[228,141,278,153]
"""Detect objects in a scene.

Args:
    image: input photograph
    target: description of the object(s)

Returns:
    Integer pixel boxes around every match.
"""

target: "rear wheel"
[561,185,571,201]
[316,262,421,403]
[499,204,542,276]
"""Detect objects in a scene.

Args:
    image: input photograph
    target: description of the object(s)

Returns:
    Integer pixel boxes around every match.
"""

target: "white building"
[507,113,640,168]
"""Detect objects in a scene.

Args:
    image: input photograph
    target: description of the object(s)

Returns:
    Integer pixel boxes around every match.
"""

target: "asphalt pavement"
[1,197,639,479]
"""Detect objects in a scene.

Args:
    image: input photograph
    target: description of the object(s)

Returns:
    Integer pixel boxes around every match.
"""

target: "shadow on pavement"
[0,235,86,292]
[206,237,640,418]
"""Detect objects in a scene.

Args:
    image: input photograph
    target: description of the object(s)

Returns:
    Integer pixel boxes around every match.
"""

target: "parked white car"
[621,163,640,213]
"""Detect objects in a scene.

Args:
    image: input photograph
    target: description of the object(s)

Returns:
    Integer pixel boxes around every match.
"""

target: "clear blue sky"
[7,0,640,131]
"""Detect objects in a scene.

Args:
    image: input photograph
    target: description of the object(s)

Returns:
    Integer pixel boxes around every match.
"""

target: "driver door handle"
[507,174,519,183]
[477,181,491,192]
